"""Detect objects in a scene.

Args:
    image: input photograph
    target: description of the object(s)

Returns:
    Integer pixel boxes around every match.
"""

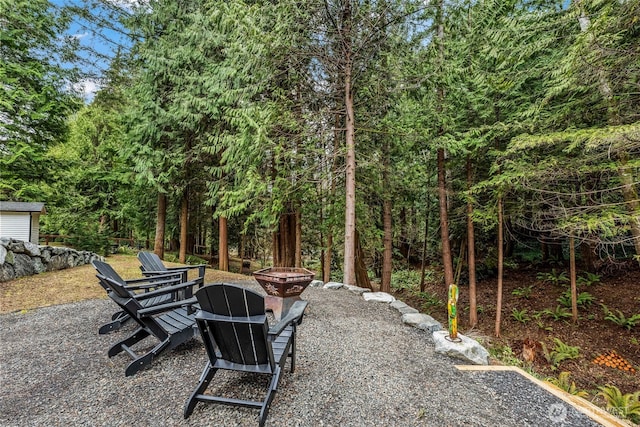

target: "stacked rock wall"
[0,238,103,282]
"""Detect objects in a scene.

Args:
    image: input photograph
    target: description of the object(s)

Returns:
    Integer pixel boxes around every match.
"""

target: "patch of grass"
[0,254,246,314]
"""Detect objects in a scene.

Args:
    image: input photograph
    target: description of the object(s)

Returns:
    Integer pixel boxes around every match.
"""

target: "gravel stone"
[0,282,605,426]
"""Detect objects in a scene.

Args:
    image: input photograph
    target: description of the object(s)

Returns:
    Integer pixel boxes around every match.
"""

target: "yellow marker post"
[447,284,459,341]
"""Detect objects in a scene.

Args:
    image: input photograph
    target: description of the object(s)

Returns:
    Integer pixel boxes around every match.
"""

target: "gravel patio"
[1,280,614,426]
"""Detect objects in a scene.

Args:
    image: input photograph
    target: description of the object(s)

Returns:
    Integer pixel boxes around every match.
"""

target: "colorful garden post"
[447,283,459,341]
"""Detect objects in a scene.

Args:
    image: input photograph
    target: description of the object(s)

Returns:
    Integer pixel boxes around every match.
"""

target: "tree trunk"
[154,192,166,259]
[434,0,453,289]
[381,139,392,293]
[342,2,356,286]
[570,236,578,323]
[420,204,430,292]
[239,232,246,274]
[219,216,228,271]
[438,148,455,288]
[324,231,333,282]
[467,156,478,327]
[381,197,393,293]
[273,211,297,267]
[295,208,302,268]
[355,230,372,289]
[495,197,504,337]
[179,189,188,263]
[579,241,597,272]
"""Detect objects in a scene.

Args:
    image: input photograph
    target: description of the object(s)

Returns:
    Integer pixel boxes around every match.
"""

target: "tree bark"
[495,197,504,337]
[355,229,372,289]
[381,139,392,293]
[342,1,356,286]
[324,231,333,282]
[438,148,455,288]
[570,236,578,323]
[467,156,478,327]
[420,205,430,292]
[179,189,188,263]
[239,232,246,274]
[219,216,228,271]
[295,208,302,268]
[435,0,453,289]
[154,192,166,259]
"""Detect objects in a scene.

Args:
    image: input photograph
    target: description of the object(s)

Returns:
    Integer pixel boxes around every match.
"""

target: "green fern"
[512,285,533,299]
[542,305,572,321]
[541,338,580,369]
[557,290,594,309]
[511,308,531,324]
[597,385,640,424]
[537,269,569,286]
[546,372,588,398]
[577,272,600,287]
[601,305,640,330]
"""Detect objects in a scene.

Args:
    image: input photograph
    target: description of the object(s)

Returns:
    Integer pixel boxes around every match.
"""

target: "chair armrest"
[166,265,206,278]
[268,300,308,338]
[138,297,199,317]
[123,273,183,285]
[135,279,199,301]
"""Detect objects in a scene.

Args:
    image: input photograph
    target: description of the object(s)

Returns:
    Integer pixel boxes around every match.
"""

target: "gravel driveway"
[1,281,606,426]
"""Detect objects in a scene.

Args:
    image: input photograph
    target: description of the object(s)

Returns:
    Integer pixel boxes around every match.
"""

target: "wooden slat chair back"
[92,260,185,334]
[184,283,307,426]
[137,251,205,288]
[92,261,199,376]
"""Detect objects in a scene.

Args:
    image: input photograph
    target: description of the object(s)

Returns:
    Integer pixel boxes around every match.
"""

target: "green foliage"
[536,269,569,286]
[512,285,533,299]
[557,290,594,309]
[67,225,110,256]
[488,344,523,367]
[546,372,588,398]
[390,269,422,291]
[541,338,580,369]
[577,272,601,287]
[511,308,530,324]
[541,305,573,321]
[597,385,640,424]
[417,291,444,312]
[601,305,640,331]
[116,246,138,256]
[163,253,207,266]
[0,0,81,201]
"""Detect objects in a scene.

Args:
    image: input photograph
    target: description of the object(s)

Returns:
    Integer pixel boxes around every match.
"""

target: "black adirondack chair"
[94,270,200,376]
[138,251,206,287]
[184,283,307,426]
[92,260,191,334]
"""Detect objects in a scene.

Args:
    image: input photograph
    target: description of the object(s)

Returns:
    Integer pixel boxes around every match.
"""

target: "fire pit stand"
[252,267,315,320]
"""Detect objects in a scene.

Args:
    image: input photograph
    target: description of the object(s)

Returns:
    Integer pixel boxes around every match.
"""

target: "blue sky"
[51,0,136,100]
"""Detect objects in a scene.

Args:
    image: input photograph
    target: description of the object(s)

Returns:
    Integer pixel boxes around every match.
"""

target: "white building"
[0,202,46,244]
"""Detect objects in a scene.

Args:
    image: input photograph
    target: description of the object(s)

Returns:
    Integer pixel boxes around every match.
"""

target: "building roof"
[0,201,46,214]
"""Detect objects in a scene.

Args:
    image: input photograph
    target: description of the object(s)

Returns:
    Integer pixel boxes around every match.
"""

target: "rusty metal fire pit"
[253,267,315,320]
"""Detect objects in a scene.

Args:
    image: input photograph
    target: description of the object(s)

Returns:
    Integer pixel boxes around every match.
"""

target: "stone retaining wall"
[0,238,103,282]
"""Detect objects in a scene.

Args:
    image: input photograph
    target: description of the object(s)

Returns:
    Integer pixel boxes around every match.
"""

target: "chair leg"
[184,362,218,418]
[258,367,281,427]
[289,329,297,373]
[108,328,150,357]
[124,338,170,377]
[99,311,131,334]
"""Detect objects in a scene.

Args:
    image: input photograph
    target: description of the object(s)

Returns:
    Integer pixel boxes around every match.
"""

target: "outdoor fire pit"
[253,267,315,320]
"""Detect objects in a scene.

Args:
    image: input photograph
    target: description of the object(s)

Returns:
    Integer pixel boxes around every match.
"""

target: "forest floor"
[391,262,640,402]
